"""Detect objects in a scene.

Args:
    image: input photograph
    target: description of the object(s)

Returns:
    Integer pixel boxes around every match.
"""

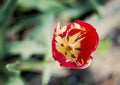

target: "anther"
[75,48,82,51]
[67,35,69,41]
[65,52,67,55]
[74,37,80,42]
[61,43,64,47]
[71,54,76,58]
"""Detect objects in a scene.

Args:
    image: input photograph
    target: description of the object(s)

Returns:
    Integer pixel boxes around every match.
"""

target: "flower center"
[56,34,81,62]
[54,22,88,66]
[66,45,72,51]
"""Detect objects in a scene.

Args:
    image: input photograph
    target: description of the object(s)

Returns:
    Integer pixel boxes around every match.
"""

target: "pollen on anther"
[75,48,82,51]
[71,54,76,58]
[74,35,80,42]
[65,52,67,55]
[67,35,69,41]
[61,43,64,47]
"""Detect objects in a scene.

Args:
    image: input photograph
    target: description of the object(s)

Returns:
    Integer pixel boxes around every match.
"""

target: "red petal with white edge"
[52,20,99,69]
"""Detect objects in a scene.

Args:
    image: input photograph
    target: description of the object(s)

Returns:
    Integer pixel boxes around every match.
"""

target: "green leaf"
[0,0,17,60]
[59,3,93,20]
[5,76,25,85]
[97,40,111,53]
[0,0,17,26]
[29,13,55,40]
[42,64,52,85]
[6,62,20,73]
[17,0,64,12]
[6,59,53,72]
[7,40,45,60]
[89,0,103,15]
[8,14,41,36]
[28,12,55,85]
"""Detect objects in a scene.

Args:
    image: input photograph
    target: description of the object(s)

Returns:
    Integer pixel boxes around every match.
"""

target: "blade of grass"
[28,12,55,40]
[7,40,45,60]
[8,14,41,36]
[41,13,55,85]
[0,0,17,27]
[28,13,55,85]
[89,0,103,15]
[0,0,17,79]
[6,60,53,71]
[0,0,17,58]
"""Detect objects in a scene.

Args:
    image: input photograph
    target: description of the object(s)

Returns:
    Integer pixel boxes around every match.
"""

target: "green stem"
[9,60,53,71]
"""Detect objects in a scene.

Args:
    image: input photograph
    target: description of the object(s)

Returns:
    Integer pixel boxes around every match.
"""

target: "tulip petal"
[52,20,99,69]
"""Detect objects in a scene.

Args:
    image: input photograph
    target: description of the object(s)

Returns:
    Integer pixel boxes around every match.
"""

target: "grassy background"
[1,0,120,85]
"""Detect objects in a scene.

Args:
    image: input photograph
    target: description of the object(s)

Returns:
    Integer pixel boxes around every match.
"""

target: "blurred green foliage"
[97,40,111,53]
[0,0,108,85]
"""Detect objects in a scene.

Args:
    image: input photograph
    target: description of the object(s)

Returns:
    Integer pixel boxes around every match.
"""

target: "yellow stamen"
[75,60,81,66]
[80,27,86,31]
[81,58,84,64]
[55,26,86,63]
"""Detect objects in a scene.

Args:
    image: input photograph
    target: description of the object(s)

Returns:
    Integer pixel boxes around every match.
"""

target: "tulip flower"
[52,20,99,69]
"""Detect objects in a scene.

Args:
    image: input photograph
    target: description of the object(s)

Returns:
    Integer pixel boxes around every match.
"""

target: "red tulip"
[52,20,99,69]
